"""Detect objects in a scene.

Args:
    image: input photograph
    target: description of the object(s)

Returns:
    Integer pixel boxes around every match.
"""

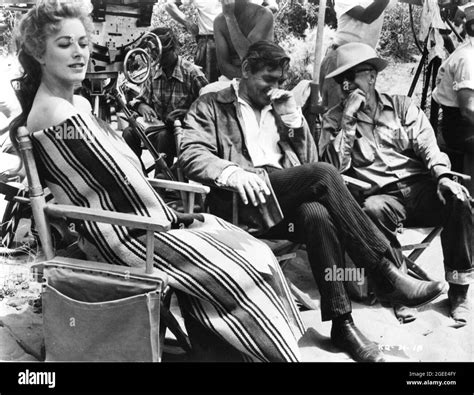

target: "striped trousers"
[263,162,392,321]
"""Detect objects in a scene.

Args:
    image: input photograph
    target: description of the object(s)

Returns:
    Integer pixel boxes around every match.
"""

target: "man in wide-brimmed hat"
[320,42,473,327]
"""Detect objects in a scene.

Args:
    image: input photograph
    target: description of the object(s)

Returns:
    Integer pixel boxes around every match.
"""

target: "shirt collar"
[153,56,184,83]
[376,90,394,111]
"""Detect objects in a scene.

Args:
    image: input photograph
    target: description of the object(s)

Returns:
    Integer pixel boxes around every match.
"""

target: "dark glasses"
[334,67,375,84]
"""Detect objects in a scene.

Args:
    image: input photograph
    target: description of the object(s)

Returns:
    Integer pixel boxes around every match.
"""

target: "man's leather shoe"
[331,318,385,362]
[448,284,471,327]
[374,258,445,308]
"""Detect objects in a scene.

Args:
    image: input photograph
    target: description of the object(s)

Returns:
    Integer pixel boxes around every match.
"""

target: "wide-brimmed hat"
[325,42,388,79]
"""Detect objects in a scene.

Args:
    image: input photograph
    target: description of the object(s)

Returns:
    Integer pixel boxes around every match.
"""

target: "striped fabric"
[30,113,304,362]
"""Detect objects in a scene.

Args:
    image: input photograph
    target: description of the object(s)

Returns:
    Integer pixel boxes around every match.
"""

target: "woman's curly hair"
[9,0,93,150]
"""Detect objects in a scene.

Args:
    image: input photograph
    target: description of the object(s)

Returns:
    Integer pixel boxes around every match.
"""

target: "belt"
[380,174,428,194]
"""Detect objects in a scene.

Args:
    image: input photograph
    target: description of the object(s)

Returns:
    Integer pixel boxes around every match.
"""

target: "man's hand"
[343,88,366,118]
[437,177,470,205]
[185,20,199,37]
[137,103,159,122]
[221,0,235,17]
[269,89,298,117]
[227,168,271,206]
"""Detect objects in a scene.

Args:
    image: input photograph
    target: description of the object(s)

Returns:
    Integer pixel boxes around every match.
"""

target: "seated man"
[319,42,473,326]
[179,40,445,362]
[123,27,208,167]
[214,0,274,80]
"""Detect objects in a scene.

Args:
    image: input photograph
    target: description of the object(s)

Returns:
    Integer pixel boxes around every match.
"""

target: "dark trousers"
[195,35,218,83]
[260,162,392,321]
[361,176,473,285]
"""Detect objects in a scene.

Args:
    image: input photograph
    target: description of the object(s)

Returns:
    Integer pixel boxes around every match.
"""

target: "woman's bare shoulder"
[27,96,80,133]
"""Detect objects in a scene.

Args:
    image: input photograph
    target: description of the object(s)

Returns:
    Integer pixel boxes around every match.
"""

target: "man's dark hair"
[243,41,290,74]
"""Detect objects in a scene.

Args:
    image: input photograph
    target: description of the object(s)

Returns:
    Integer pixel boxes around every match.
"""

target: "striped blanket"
[31,112,304,362]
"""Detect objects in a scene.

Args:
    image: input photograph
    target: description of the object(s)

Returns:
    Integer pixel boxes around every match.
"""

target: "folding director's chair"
[17,125,209,362]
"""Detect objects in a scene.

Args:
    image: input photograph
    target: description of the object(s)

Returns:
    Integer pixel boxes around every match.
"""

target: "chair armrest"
[445,171,471,183]
[44,204,168,232]
[342,175,371,191]
[147,178,210,194]
[32,257,169,287]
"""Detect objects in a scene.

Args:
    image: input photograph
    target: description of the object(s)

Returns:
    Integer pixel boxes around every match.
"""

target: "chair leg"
[160,303,192,354]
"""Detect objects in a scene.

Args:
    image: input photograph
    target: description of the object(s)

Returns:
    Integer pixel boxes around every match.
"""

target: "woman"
[9,0,304,362]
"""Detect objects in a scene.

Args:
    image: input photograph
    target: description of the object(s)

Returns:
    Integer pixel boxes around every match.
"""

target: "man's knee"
[300,162,343,184]
[296,202,333,232]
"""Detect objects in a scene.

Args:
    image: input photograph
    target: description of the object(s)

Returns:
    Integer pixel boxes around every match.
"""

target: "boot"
[331,314,385,362]
[448,284,471,327]
[373,258,445,308]
[370,259,417,323]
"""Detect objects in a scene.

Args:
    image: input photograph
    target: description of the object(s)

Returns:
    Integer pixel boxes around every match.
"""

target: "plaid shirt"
[134,56,208,120]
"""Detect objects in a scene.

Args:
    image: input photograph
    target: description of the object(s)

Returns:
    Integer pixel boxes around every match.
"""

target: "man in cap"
[124,27,209,167]
[180,40,445,362]
[319,42,473,326]
[433,2,474,194]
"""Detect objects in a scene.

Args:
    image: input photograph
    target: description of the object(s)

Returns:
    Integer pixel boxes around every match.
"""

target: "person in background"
[165,0,220,82]
[320,42,472,327]
[164,0,278,84]
[123,27,208,167]
[320,0,396,110]
[214,0,274,81]
[433,2,474,195]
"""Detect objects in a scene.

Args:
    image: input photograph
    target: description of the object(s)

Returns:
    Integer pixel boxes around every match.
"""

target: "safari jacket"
[179,85,318,231]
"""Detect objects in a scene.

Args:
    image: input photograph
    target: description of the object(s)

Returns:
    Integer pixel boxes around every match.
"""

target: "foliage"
[378,3,422,62]
[275,2,320,41]
[0,9,19,56]
[278,25,336,90]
